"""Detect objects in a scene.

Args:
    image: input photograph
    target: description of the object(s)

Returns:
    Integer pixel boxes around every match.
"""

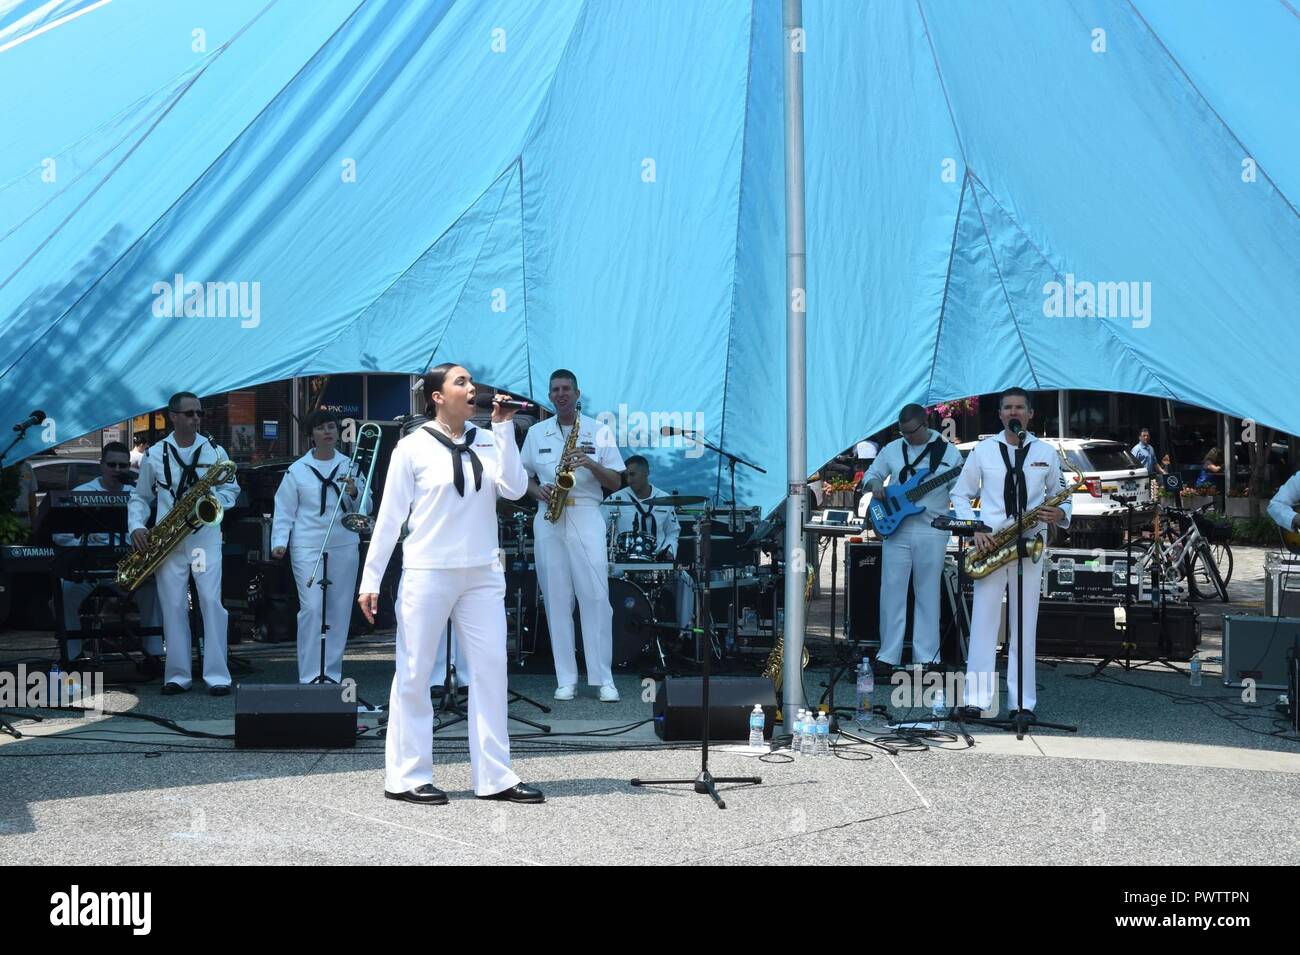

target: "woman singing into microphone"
[358,364,542,805]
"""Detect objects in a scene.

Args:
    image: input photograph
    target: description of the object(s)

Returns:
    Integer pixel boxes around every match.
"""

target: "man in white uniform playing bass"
[358,364,542,806]
[862,404,965,673]
[951,388,1071,721]
[520,369,626,702]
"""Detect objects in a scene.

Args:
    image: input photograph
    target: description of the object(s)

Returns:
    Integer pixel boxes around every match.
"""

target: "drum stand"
[631,505,762,809]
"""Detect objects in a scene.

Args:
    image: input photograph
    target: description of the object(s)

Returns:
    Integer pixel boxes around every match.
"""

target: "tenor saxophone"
[962,480,1081,580]
[117,460,237,592]
[544,404,581,523]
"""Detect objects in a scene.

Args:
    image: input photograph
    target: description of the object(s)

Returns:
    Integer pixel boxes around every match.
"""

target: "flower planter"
[1180,494,1213,511]
[1225,497,1253,518]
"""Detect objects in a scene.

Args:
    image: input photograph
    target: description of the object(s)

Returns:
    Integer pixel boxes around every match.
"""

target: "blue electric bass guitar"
[866,465,965,538]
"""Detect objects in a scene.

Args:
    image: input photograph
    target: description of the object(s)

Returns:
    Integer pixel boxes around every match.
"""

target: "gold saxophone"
[117,460,237,592]
[544,404,581,523]
[962,480,1081,580]
[762,566,814,689]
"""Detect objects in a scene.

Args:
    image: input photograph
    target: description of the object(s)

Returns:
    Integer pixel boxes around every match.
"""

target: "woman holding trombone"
[271,409,374,684]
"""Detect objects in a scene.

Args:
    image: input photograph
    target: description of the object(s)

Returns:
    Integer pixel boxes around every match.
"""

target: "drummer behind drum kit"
[495,492,773,672]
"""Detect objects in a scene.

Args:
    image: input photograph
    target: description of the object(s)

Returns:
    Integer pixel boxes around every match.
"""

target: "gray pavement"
[2,543,1297,865]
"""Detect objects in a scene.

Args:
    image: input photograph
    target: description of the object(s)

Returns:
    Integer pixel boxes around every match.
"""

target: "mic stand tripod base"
[630,769,761,811]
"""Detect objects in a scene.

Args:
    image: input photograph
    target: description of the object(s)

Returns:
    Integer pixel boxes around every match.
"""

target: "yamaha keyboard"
[0,544,132,573]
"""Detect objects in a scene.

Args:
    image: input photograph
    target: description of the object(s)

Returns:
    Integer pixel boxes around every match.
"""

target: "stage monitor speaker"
[1222,614,1300,690]
[847,541,916,648]
[653,676,776,741]
[234,683,356,748]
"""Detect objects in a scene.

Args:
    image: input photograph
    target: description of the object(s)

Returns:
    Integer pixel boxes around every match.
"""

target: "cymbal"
[645,495,706,507]
[598,499,640,506]
[497,497,533,516]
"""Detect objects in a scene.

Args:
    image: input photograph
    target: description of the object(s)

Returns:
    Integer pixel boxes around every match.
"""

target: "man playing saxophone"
[128,392,241,696]
[950,388,1070,721]
[520,369,625,701]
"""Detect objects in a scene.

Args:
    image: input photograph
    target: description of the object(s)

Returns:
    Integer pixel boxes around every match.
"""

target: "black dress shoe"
[1009,708,1037,723]
[477,783,544,804]
[160,682,187,696]
[209,684,232,697]
[955,705,985,721]
[385,784,449,805]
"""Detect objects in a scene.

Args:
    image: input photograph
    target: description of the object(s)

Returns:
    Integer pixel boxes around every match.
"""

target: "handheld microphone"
[1007,418,1024,436]
[473,395,537,414]
[13,409,46,432]
[659,425,698,438]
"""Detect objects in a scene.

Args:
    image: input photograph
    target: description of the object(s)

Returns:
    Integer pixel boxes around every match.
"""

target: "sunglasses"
[104,461,130,469]
[899,422,925,436]
[174,409,204,418]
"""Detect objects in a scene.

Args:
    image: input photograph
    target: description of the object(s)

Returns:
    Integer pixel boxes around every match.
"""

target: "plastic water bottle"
[790,709,804,753]
[855,657,874,724]
[49,661,63,706]
[931,683,948,728]
[815,712,830,756]
[801,713,817,756]
[1189,653,1202,688]
[748,705,765,750]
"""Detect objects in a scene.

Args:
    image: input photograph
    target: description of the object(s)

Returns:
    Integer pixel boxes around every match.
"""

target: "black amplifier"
[1037,600,1199,661]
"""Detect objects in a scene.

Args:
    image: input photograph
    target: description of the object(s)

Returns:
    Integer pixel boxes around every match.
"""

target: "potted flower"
[824,478,857,509]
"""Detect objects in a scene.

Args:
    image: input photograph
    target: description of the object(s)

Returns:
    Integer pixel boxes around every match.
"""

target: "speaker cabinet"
[234,683,356,748]
[653,676,776,741]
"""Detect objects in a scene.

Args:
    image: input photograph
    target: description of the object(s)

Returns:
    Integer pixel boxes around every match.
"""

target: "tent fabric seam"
[1127,0,1299,221]
[925,172,970,403]
[715,0,758,503]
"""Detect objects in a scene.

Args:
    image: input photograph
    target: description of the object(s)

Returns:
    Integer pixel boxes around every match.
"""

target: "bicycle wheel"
[1188,543,1229,601]
[1211,542,1233,589]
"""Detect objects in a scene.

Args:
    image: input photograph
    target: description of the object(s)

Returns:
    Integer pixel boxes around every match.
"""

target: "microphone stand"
[977,428,1075,740]
[665,427,766,660]
[631,503,762,809]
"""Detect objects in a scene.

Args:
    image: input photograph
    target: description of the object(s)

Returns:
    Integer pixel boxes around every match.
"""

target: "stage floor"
[2,545,1296,866]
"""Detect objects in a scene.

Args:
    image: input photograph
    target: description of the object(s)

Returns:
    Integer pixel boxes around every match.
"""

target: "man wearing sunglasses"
[128,392,241,695]
[54,442,163,665]
[862,404,964,676]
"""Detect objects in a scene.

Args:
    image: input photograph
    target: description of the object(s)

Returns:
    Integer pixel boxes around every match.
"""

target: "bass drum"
[609,576,658,668]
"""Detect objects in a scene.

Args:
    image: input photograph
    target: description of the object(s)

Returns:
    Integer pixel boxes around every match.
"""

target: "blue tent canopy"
[2,0,1297,508]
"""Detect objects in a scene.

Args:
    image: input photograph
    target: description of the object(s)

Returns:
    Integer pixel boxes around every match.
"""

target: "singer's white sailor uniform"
[128,434,240,689]
[54,478,163,660]
[361,421,528,796]
[272,451,371,683]
[863,430,964,667]
[951,432,1071,714]
[520,415,625,689]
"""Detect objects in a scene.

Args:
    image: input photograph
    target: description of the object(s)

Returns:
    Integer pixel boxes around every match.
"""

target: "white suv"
[955,437,1152,547]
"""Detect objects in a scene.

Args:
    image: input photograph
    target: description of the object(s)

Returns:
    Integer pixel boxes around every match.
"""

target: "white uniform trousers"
[386,565,518,796]
[964,552,1045,714]
[878,522,949,667]
[153,526,230,689]
[534,507,613,688]
[290,545,358,684]
[61,580,163,659]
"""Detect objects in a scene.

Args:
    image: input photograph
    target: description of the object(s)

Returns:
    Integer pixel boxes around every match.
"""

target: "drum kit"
[494,493,771,671]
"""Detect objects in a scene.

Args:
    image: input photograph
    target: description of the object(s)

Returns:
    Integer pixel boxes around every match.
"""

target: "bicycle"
[1132,501,1232,601]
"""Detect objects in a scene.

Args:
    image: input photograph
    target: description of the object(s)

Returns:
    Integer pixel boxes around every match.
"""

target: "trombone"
[306,421,381,588]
